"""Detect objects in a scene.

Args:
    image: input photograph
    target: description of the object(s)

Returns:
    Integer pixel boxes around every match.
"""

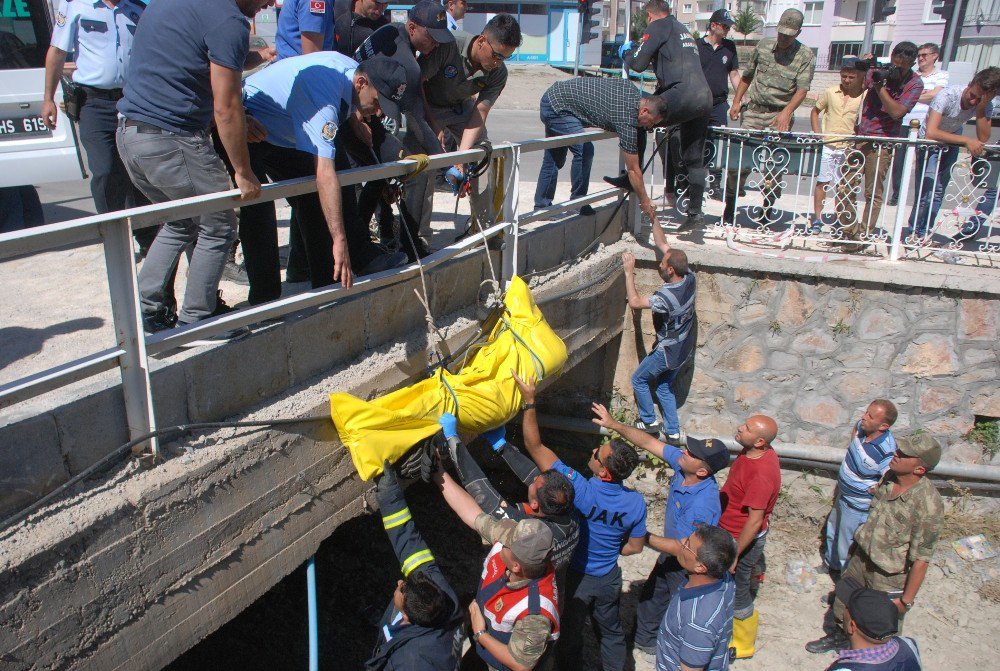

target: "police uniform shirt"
[698,35,738,102]
[243,51,355,160]
[275,0,335,60]
[50,0,146,89]
[624,16,705,95]
[419,30,507,109]
[334,8,387,57]
[355,24,421,115]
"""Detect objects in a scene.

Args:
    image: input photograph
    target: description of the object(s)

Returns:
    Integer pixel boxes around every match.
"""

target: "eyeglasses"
[484,37,513,62]
[591,447,605,466]
[917,52,935,59]
[680,536,697,556]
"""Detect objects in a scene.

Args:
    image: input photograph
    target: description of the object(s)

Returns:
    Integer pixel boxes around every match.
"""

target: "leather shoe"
[603,172,632,192]
[805,631,849,654]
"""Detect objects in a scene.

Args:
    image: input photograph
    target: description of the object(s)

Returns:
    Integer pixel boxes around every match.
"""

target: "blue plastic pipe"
[307,555,318,671]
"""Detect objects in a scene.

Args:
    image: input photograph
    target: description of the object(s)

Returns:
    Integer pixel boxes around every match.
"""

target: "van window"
[0,0,50,70]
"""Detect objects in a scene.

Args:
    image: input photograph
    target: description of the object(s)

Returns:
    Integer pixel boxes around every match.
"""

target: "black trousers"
[633,554,688,649]
[240,140,378,304]
[556,566,627,671]
[78,94,155,251]
[655,85,712,216]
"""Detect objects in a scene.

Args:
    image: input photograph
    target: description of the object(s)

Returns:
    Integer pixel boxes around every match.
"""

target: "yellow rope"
[400,153,431,182]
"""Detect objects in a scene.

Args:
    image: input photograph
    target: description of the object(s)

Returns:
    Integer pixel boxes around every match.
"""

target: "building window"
[828,41,889,70]
[683,3,693,12]
[803,1,823,24]
[924,0,946,22]
[854,1,867,22]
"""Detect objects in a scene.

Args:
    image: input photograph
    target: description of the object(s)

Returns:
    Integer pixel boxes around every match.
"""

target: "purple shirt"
[856,70,923,138]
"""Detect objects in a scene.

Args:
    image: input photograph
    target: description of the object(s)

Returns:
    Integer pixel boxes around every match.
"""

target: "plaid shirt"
[543,78,644,154]
[830,638,900,666]
[856,69,923,137]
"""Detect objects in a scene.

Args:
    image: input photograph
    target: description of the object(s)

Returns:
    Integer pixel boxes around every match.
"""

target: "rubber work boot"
[729,610,759,660]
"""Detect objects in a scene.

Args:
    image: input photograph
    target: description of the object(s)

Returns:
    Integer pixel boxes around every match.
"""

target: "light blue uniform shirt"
[50,0,146,89]
[243,51,356,160]
[661,444,721,540]
[275,0,335,60]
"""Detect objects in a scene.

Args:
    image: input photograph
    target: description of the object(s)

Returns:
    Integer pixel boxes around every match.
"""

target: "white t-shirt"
[904,68,949,124]
[919,84,994,138]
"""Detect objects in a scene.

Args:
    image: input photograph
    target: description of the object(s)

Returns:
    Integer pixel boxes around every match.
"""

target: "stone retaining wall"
[614,251,1000,465]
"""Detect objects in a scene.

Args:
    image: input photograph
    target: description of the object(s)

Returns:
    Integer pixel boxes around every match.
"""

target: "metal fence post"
[889,120,921,261]
[101,217,158,457]
[500,145,520,285]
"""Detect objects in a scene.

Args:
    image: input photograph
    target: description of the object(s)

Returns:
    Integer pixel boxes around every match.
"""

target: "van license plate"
[0,116,52,140]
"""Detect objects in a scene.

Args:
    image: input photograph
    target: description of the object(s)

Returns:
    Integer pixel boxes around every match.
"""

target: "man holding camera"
[836,42,923,251]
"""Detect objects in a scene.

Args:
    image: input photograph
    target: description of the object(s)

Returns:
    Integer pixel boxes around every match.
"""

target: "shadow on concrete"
[0,317,105,372]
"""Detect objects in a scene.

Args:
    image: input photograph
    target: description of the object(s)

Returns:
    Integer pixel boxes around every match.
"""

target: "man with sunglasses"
[510,373,646,671]
[416,14,523,235]
[367,459,463,669]
[590,404,728,661]
[807,433,944,655]
[644,526,738,671]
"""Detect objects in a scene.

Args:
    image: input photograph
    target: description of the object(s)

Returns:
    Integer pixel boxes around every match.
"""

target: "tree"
[732,5,762,44]
[629,12,648,41]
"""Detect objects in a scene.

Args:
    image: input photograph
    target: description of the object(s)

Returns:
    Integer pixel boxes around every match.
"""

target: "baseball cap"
[409,0,455,44]
[497,518,553,568]
[895,433,942,470]
[685,436,730,474]
[358,55,409,124]
[709,9,735,27]
[835,578,899,641]
[777,8,804,36]
[841,55,861,70]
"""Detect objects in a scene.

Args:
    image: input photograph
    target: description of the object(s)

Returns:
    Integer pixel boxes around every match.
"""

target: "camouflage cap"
[498,517,553,568]
[777,8,804,36]
[896,433,942,470]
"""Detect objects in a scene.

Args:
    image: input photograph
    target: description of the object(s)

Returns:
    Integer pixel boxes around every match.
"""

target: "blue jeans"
[631,348,680,433]
[734,533,767,619]
[822,495,870,573]
[910,144,959,236]
[534,94,594,209]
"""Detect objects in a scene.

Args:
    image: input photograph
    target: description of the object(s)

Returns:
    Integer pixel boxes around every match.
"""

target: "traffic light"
[932,0,956,20]
[873,0,895,21]
[581,0,602,45]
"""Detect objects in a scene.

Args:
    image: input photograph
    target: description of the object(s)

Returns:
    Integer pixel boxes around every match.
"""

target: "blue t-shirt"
[661,444,721,540]
[275,0,335,60]
[552,459,647,577]
[118,0,249,133]
[657,574,735,671]
[243,51,355,159]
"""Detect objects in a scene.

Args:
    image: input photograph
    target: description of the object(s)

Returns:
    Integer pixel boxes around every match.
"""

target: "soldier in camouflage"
[723,8,816,224]
[806,433,945,655]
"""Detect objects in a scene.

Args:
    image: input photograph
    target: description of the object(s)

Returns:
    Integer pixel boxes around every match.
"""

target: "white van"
[1,0,86,219]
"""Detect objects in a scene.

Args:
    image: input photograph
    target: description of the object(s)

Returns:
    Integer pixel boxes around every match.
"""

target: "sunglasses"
[591,446,605,466]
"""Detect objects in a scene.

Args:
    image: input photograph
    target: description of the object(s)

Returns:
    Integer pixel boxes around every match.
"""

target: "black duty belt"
[79,85,124,101]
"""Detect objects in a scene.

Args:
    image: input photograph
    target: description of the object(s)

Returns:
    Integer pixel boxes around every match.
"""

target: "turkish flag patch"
[310,0,326,13]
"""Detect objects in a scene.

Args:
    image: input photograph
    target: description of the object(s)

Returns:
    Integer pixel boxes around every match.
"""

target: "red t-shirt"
[718,448,782,537]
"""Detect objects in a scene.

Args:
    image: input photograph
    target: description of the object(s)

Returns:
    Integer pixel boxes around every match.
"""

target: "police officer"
[41,0,153,251]
[353,0,454,259]
[240,52,409,302]
[334,0,388,57]
[621,0,712,231]
[417,13,523,234]
[275,0,335,58]
[699,9,740,127]
[724,8,815,224]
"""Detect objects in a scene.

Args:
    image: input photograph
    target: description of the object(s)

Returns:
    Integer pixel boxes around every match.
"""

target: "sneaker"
[142,308,178,334]
[579,204,597,216]
[634,420,662,435]
[405,235,432,263]
[177,320,250,345]
[360,250,409,275]
[660,432,684,446]
[810,219,823,235]
[805,631,850,654]
[603,172,633,192]
[222,259,249,285]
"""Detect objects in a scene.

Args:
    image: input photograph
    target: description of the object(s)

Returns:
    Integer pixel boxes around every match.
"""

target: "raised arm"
[591,402,667,461]
[376,461,437,577]
[440,413,506,515]
[431,463,484,530]
[510,372,558,471]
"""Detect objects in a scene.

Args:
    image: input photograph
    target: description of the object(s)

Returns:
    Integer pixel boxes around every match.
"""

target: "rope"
[400,153,431,182]
[500,316,546,380]
[395,193,446,366]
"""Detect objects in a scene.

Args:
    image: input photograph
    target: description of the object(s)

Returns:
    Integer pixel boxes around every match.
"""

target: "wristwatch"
[472,628,488,643]
[522,402,536,411]
[900,597,915,610]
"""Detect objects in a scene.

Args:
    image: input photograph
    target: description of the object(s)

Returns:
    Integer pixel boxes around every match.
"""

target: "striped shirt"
[837,421,895,512]
[657,574,734,671]
[544,78,644,154]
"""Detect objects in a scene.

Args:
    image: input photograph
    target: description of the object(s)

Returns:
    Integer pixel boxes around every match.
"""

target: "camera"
[851,57,903,87]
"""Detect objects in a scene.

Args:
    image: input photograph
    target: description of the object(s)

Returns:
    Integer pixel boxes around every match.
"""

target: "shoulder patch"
[641,33,649,41]
[55,12,67,27]
[309,0,326,14]
[321,121,338,140]
[444,64,458,78]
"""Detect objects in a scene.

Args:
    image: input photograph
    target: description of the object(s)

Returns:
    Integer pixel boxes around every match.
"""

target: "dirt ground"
[167,433,1000,671]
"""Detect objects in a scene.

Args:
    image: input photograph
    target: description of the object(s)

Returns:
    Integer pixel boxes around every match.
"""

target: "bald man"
[719,415,780,659]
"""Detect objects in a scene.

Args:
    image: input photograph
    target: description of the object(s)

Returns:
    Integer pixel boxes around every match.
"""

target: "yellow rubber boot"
[729,610,759,660]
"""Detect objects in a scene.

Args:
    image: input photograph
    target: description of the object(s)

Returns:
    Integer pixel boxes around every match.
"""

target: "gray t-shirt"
[920,84,993,137]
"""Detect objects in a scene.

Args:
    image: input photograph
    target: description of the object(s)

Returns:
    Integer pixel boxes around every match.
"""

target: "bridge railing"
[0,130,619,458]
[657,124,1000,262]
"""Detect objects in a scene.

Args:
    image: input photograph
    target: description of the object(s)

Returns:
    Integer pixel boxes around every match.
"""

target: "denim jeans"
[822,495,870,573]
[534,94,594,209]
[631,347,681,433]
[634,554,688,649]
[117,124,237,323]
[910,144,960,236]
[734,533,767,619]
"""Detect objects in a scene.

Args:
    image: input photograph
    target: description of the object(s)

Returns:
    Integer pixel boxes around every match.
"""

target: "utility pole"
[622,0,631,78]
[860,0,878,56]
[574,8,584,76]
[940,0,966,68]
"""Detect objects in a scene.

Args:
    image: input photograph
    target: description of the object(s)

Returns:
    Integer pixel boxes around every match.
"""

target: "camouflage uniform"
[832,474,944,630]
[725,37,816,221]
